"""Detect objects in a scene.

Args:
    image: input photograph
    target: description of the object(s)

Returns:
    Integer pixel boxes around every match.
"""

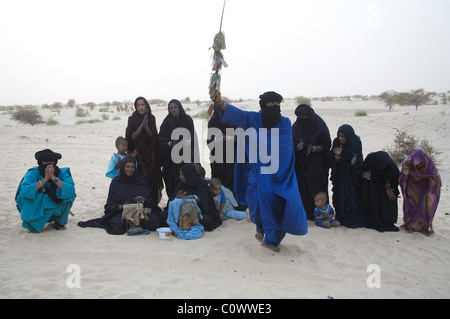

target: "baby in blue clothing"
[209,178,248,221]
[314,192,340,228]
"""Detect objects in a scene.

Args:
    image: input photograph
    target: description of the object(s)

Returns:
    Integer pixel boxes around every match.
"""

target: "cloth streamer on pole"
[209,0,228,98]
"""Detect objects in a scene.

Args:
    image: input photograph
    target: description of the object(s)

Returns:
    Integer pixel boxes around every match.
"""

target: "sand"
[0,99,449,299]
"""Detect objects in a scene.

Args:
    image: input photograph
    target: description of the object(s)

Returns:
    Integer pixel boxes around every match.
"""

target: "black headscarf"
[171,164,222,231]
[361,151,400,232]
[333,124,363,162]
[126,96,158,153]
[179,163,202,192]
[166,99,192,128]
[125,97,162,203]
[259,91,283,129]
[363,151,399,191]
[35,149,62,204]
[293,104,330,146]
[105,156,159,218]
[78,157,162,234]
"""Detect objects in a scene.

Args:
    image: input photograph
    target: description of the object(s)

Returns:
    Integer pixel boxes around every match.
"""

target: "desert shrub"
[102,113,109,120]
[46,118,59,126]
[75,107,87,117]
[355,111,367,117]
[194,110,210,119]
[76,119,102,124]
[387,129,441,165]
[112,116,121,121]
[12,106,43,126]
[296,96,312,105]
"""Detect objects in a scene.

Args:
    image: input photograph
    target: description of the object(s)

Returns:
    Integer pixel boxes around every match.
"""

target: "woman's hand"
[176,191,187,199]
[351,155,357,166]
[46,165,56,181]
[333,145,343,157]
[402,166,410,176]
[211,92,227,111]
[386,188,396,200]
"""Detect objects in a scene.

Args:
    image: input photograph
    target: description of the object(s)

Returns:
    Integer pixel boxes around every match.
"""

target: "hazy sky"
[1,0,449,105]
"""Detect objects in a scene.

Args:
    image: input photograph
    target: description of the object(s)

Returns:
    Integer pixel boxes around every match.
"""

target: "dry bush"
[12,106,43,126]
[387,129,441,165]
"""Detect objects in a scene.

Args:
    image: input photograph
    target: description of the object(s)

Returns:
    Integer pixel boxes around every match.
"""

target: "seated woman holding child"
[170,164,222,231]
[78,157,167,235]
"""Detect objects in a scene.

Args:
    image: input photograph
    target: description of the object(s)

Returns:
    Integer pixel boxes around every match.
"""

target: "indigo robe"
[170,164,222,231]
[292,105,331,220]
[15,167,76,232]
[159,100,200,199]
[361,151,400,232]
[220,103,308,247]
[328,124,365,228]
[207,112,237,193]
[78,158,166,235]
[125,108,162,203]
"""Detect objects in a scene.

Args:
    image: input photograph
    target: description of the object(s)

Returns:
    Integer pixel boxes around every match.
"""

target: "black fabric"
[170,164,222,231]
[125,97,162,203]
[207,112,237,193]
[328,124,365,228]
[159,99,199,199]
[259,91,283,129]
[292,105,331,220]
[361,151,400,232]
[78,157,166,234]
[35,149,62,162]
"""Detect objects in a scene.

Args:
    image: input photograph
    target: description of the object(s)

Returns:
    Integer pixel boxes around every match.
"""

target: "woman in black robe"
[207,111,237,193]
[159,99,200,199]
[125,97,163,204]
[78,157,167,235]
[328,124,365,228]
[292,104,332,220]
[361,151,400,232]
[170,164,222,231]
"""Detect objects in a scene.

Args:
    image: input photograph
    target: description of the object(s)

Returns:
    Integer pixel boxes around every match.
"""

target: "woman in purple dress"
[399,148,442,236]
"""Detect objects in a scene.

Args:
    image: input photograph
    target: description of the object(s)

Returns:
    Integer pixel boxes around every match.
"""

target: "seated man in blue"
[211,92,308,252]
[15,149,76,233]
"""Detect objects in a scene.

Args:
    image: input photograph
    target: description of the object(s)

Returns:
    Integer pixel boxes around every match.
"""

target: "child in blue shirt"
[314,192,340,228]
[209,178,248,221]
[106,137,136,178]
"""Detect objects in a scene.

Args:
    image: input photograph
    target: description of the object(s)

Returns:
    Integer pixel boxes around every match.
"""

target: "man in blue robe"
[15,149,76,233]
[211,92,308,251]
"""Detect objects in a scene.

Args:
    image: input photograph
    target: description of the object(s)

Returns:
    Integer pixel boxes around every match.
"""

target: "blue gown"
[15,167,77,232]
[220,104,308,246]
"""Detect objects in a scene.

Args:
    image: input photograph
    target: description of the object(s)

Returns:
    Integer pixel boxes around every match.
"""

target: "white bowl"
[156,227,172,239]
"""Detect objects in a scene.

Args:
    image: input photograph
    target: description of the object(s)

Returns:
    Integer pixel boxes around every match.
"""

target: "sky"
[1,0,449,106]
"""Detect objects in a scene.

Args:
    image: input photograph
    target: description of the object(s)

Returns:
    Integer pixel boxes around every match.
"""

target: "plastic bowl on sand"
[156,227,172,239]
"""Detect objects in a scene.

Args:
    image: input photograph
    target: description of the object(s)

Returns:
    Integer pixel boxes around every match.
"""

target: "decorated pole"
[209,0,228,99]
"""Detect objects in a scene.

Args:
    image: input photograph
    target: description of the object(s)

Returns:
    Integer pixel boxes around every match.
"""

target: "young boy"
[314,192,340,228]
[209,178,247,221]
[106,137,134,178]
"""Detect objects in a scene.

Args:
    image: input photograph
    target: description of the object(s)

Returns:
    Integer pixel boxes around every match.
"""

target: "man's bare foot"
[261,242,280,252]
[255,232,264,243]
